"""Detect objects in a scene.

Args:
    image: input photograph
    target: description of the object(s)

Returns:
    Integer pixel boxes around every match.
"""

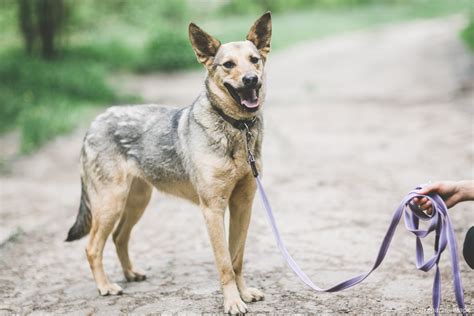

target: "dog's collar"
[211,105,257,131]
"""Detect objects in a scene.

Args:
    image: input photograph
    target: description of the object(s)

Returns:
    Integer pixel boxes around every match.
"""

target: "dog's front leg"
[201,201,248,314]
[229,174,265,303]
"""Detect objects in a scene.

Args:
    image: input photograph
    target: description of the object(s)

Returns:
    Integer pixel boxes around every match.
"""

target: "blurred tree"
[18,0,35,55]
[18,0,67,59]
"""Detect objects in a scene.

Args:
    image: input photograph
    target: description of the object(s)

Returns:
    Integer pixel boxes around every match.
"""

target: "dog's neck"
[210,103,257,131]
[190,92,262,140]
[190,93,262,162]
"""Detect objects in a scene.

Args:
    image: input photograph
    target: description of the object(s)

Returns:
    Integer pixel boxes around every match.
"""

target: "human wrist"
[458,180,474,202]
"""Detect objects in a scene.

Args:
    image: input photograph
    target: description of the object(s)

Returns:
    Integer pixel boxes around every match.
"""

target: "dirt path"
[1,16,473,314]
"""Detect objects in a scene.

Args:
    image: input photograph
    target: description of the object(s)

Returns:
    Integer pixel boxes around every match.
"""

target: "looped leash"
[243,135,466,315]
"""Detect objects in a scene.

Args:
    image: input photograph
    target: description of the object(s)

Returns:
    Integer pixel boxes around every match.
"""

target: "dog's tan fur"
[67,12,272,314]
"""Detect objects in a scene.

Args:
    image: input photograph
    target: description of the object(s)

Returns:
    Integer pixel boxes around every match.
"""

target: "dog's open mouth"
[224,83,260,112]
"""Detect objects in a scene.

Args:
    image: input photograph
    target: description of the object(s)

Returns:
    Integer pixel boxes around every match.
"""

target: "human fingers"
[418,182,442,195]
[419,200,432,211]
[413,197,428,206]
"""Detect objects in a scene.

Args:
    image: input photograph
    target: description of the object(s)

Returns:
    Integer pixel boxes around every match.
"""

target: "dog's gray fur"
[66,12,272,314]
[78,98,262,201]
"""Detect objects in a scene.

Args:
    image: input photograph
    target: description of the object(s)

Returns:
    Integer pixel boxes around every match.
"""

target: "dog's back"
[82,104,186,182]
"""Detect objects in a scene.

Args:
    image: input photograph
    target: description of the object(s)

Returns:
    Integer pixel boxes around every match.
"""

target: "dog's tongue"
[241,89,259,109]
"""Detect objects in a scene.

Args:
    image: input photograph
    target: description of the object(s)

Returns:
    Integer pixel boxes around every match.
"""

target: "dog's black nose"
[242,74,258,87]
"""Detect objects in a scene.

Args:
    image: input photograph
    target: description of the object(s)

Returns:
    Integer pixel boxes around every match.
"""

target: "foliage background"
[0,0,471,153]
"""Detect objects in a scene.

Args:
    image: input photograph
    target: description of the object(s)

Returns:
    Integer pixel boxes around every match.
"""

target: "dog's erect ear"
[189,23,221,66]
[247,12,272,61]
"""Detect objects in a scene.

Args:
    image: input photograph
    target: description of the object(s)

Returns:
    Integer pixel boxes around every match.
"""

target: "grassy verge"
[0,0,470,154]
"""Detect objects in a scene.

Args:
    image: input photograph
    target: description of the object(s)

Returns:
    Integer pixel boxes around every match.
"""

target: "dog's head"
[189,12,272,117]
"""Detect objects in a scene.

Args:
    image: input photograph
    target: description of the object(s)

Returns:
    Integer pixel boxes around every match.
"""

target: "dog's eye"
[223,61,235,69]
[250,56,259,64]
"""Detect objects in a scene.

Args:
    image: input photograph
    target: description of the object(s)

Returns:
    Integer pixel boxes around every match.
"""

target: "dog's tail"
[65,179,92,242]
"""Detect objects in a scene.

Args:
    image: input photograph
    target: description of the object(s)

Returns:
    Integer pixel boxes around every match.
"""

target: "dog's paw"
[98,283,123,296]
[239,287,265,303]
[224,297,248,314]
[125,269,147,282]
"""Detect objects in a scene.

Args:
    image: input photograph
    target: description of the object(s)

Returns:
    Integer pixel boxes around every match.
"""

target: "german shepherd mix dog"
[66,12,271,314]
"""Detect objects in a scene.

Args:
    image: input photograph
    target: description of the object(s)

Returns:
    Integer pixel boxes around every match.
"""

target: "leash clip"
[243,122,252,143]
[248,151,259,178]
[243,123,259,178]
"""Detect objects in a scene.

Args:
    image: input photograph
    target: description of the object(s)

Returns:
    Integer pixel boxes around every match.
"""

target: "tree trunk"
[18,0,35,56]
[37,0,64,59]
[17,0,66,59]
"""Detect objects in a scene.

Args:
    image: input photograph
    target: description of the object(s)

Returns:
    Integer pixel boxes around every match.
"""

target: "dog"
[66,12,272,314]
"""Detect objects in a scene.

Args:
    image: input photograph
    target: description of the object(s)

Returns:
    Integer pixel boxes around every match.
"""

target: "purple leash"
[242,125,466,315]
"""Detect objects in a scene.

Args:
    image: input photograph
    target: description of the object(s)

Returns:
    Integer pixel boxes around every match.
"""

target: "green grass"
[0,0,470,153]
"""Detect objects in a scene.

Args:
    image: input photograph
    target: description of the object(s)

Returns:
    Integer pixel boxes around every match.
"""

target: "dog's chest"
[229,140,248,168]
[223,131,257,176]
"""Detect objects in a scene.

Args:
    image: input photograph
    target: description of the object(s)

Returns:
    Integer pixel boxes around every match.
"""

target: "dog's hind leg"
[229,174,264,303]
[86,174,131,296]
[113,177,152,282]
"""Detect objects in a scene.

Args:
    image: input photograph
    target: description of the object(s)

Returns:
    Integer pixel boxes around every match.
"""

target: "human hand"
[412,180,474,215]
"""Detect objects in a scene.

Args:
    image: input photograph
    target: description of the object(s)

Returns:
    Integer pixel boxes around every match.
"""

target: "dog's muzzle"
[224,82,261,112]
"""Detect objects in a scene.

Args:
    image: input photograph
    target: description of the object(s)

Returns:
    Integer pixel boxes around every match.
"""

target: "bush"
[139,29,198,72]
[0,50,115,101]
[0,49,119,152]
[461,19,474,51]
[64,42,140,69]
